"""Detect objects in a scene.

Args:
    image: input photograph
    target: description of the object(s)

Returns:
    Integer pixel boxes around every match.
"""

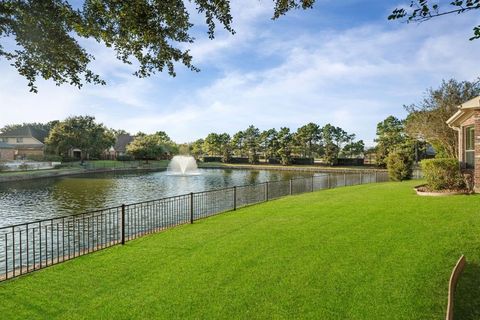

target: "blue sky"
[1,0,479,146]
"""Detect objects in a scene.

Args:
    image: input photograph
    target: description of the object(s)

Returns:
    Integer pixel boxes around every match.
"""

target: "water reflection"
[0,169,313,227]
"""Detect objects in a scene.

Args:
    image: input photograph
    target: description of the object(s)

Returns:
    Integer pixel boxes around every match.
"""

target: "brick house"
[446,96,480,190]
[0,142,15,161]
[0,126,48,160]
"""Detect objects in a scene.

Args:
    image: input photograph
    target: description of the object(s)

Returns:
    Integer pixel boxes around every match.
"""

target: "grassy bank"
[0,181,478,319]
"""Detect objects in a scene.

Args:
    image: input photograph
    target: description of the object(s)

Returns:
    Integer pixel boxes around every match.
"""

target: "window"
[0,138,7,143]
[16,137,23,143]
[465,126,475,168]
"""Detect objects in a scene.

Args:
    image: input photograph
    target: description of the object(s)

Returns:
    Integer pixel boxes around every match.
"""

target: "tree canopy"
[404,78,480,158]
[389,0,480,40]
[46,115,114,160]
[0,0,315,92]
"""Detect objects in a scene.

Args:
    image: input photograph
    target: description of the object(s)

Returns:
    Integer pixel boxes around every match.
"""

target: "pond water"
[0,169,316,227]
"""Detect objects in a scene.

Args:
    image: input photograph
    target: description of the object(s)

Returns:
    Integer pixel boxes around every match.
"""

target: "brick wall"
[0,148,14,161]
[474,110,480,190]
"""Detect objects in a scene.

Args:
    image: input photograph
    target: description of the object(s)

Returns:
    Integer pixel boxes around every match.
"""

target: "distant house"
[103,134,135,160]
[0,126,48,160]
[446,96,480,189]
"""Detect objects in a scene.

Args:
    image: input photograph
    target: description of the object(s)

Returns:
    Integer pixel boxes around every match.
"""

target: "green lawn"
[0,181,479,319]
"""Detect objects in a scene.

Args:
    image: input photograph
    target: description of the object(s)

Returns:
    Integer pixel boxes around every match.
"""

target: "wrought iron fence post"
[289,179,293,195]
[265,182,269,201]
[327,173,330,189]
[360,171,362,184]
[233,186,237,211]
[311,176,314,192]
[121,204,125,245]
[344,171,347,186]
[375,171,378,183]
[190,192,194,224]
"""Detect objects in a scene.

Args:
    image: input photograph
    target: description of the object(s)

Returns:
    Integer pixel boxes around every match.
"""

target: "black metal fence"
[0,170,389,282]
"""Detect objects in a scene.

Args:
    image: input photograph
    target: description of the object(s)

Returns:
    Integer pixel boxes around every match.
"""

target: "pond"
[0,168,317,227]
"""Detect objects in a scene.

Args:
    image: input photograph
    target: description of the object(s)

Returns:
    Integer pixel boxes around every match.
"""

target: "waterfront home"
[103,134,135,160]
[0,126,47,160]
[446,96,480,190]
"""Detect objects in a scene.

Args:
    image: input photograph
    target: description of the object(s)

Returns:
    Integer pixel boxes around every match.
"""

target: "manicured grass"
[0,181,479,319]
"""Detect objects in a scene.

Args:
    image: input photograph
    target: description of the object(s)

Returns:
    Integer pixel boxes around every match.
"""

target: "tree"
[218,133,232,163]
[126,134,164,162]
[190,139,204,159]
[389,1,480,41]
[294,123,321,157]
[0,0,315,92]
[203,132,231,162]
[374,116,406,167]
[46,115,114,161]
[203,133,221,156]
[231,131,246,157]
[242,125,260,164]
[321,124,354,165]
[154,131,178,155]
[404,78,480,158]
[386,148,414,182]
[0,121,56,134]
[277,127,293,165]
[341,140,365,158]
[259,129,278,160]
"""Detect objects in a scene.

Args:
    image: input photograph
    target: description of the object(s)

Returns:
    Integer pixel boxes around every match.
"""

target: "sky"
[0,0,479,146]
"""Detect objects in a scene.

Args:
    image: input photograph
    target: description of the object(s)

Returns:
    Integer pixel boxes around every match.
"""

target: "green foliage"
[389,1,480,40]
[341,140,365,158]
[375,116,406,167]
[117,155,134,161]
[420,158,466,191]
[0,122,55,134]
[293,122,321,157]
[0,0,314,92]
[321,124,354,165]
[202,133,231,162]
[190,139,204,159]
[386,148,413,181]
[126,134,165,161]
[46,116,115,160]
[277,127,293,165]
[404,78,480,159]
[259,129,278,160]
[243,125,260,164]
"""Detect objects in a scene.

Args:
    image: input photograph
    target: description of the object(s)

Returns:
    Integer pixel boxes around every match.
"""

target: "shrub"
[44,154,63,162]
[386,149,413,181]
[117,155,134,161]
[420,158,465,191]
[0,163,7,172]
[18,163,30,171]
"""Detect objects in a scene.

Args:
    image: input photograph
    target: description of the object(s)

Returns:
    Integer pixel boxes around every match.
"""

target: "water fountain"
[167,155,200,175]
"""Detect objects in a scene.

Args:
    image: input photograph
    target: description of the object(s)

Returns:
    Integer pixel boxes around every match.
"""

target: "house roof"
[0,126,48,143]
[446,96,480,128]
[114,134,134,152]
[0,142,14,149]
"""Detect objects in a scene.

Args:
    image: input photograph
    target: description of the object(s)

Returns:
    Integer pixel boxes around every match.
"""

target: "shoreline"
[0,162,387,183]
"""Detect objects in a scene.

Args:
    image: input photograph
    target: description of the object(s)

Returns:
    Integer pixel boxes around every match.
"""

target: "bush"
[386,149,413,181]
[420,158,465,191]
[0,163,7,172]
[117,155,134,161]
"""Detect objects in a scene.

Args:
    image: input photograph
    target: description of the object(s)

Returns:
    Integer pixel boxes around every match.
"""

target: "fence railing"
[0,170,389,282]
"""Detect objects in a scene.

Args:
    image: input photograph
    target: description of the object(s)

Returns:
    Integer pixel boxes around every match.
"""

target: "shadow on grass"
[454,262,480,319]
